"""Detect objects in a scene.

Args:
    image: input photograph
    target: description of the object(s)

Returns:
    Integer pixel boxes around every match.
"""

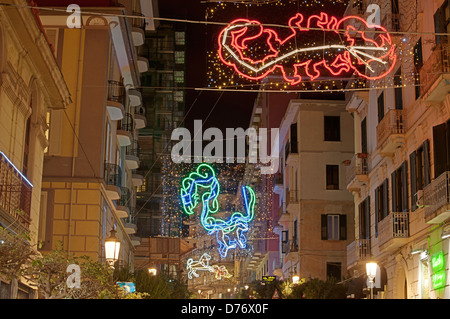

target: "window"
[432,120,450,178]
[326,165,339,190]
[410,140,431,211]
[391,0,400,31]
[392,161,408,212]
[375,180,389,237]
[23,116,31,177]
[292,219,298,250]
[414,38,423,99]
[359,196,370,239]
[174,91,184,102]
[326,262,342,281]
[377,92,385,123]
[174,71,184,83]
[175,51,185,64]
[290,123,298,153]
[394,68,403,110]
[175,32,185,46]
[324,116,340,141]
[361,117,368,154]
[321,214,347,240]
[434,0,450,45]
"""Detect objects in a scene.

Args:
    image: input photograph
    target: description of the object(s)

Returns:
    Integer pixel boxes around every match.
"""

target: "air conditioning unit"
[416,190,424,208]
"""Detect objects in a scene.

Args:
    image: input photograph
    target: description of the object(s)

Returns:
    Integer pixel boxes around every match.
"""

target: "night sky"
[157,0,348,132]
[158,0,257,133]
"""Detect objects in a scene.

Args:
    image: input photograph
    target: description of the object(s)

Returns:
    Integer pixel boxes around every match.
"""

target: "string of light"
[1,2,449,37]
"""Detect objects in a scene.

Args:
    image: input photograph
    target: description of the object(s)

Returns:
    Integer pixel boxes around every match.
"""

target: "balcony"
[117,113,133,147]
[130,235,141,246]
[345,78,369,112]
[376,109,406,156]
[134,106,147,129]
[378,212,409,252]
[104,163,121,200]
[420,44,450,103]
[106,80,125,121]
[423,171,450,224]
[125,139,140,170]
[115,187,130,219]
[132,172,144,187]
[346,239,371,269]
[0,152,32,231]
[124,222,137,234]
[273,174,283,194]
[137,57,149,73]
[286,189,299,213]
[131,12,145,47]
[344,0,365,16]
[346,154,369,192]
[129,89,142,108]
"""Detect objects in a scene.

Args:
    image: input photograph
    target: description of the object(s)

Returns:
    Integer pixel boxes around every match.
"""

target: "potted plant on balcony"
[357,153,368,158]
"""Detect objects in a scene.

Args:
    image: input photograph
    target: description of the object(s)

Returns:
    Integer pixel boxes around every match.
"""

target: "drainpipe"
[68,27,84,256]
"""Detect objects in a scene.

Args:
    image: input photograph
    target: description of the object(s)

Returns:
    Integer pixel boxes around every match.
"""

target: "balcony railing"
[378,212,409,251]
[423,171,450,223]
[376,109,406,155]
[132,12,146,30]
[0,152,32,229]
[104,163,122,188]
[121,113,134,132]
[420,44,450,99]
[107,80,125,105]
[347,238,370,268]
[118,187,130,208]
[346,154,368,189]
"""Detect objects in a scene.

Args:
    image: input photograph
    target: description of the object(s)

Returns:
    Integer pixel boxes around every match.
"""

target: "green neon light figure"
[180,163,256,257]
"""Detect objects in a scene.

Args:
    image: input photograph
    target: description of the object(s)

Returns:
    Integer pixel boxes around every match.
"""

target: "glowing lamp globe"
[366,262,377,278]
[105,228,121,266]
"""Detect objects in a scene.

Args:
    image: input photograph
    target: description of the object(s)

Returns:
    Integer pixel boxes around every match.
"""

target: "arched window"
[22,96,32,178]
[23,84,38,179]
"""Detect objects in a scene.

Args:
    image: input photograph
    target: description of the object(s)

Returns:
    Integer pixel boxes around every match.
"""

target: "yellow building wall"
[42,181,102,260]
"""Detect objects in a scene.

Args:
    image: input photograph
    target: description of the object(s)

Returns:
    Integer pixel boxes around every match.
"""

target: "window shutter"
[339,215,347,240]
[375,187,379,237]
[423,139,431,186]
[401,161,408,212]
[391,171,397,212]
[433,122,447,178]
[365,197,370,239]
[383,179,389,219]
[321,215,328,240]
[410,151,417,211]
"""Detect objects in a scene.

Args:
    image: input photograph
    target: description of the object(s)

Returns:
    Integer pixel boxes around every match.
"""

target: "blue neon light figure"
[180,164,256,258]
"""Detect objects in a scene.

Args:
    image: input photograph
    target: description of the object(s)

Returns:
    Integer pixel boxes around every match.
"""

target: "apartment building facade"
[135,22,186,239]
[345,0,450,299]
[34,0,154,267]
[276,97,355,282]
[0,0,71,298]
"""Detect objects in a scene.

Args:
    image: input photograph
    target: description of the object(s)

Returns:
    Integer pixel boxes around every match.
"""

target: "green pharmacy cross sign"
[431,251,446,290]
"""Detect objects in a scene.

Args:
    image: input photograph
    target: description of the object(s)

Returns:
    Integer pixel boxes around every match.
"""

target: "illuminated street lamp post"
[366,262,377,299]
[105,227,121,268]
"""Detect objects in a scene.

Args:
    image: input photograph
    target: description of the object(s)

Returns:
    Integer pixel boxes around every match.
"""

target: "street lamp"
[366,262,377,299]
[148,267,157,275]
[105,227,121,267]
[292,275,300,284]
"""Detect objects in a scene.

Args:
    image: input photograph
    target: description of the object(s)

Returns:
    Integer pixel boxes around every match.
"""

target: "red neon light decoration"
[217,13,397,85]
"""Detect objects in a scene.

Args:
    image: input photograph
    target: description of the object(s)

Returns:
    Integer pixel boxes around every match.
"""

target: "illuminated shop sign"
[430,251,446,290]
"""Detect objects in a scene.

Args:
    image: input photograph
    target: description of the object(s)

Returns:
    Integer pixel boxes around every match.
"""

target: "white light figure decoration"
[186,253,232,280]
